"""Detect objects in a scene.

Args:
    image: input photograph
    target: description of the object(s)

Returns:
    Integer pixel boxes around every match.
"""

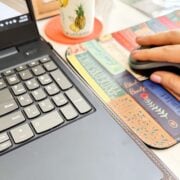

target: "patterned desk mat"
[66,11,180,149]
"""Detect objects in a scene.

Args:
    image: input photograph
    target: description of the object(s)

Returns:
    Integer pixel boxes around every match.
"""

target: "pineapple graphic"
[69,23,80,32]
[58,0,69,7]
[70,4,86,32]
[75,5,86,30]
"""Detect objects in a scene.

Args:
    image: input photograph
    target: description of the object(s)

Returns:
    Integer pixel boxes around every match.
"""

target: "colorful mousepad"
[66,11,180,149]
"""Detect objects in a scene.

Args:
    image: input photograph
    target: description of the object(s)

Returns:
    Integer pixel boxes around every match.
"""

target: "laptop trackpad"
[0,110,163,180]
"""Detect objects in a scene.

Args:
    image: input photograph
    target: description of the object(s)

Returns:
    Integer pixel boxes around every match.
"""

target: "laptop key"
[0,140,12,152]
[12,83,26,95]
[24,105,40,119]
[0,89,18,116]
[50,69,72,90]
[43,61,57,71]
[38,74,52,85]
[40,56,51,63]
[16,65,27,72]
[10,124,34,144]
[0,133,9,143]
[0,79,7,89]
[60,104,78,120]
[45,83,60,96]
[17,93,33,107]
[0,111,25,132]
[32,65,45,76]
[28,61,39,67]
[19,69,33,80]
[31,111,64,133]
[3,69,14,76]
[38,99,54,113]
[25,78,40,90]
[6,74,20,85]
[66,88,92,114]
[31,88,47,101]
[52,93,68,107]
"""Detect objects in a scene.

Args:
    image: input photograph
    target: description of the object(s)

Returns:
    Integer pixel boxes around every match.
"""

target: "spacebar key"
[31,111,64,133]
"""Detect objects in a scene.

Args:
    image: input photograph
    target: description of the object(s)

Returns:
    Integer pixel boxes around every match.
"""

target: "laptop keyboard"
[0,56,93,155]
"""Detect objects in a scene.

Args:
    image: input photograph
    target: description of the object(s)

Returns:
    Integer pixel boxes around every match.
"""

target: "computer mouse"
[129,46,180,75]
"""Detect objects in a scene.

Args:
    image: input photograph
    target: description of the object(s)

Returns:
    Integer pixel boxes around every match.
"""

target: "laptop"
[0,1,175,179]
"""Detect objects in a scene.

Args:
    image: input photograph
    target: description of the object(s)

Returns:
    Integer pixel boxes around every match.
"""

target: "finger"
[165,88,180,101]
[150,71,180,101]
[136,30,180,46]
[131,44,180,63]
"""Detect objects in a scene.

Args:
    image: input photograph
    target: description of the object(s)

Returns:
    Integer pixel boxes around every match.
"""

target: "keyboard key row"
[0,109,71,151]
[0,87,91,119]
[2,62,54,85]
[2,68,72,94]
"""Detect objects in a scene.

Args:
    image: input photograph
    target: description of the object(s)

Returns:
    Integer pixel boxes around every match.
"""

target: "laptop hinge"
[0,47,18,59]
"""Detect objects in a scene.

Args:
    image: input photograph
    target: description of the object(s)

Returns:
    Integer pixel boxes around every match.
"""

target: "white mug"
[59,0,95,38]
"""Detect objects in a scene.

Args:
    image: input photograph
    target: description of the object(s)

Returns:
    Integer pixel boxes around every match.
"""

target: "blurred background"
[97,0,180,18]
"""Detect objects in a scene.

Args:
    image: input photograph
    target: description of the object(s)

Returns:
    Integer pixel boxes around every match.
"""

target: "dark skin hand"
[131,30,180,101]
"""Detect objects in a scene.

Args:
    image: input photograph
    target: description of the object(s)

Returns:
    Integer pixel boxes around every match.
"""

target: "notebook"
[0,0,176,179]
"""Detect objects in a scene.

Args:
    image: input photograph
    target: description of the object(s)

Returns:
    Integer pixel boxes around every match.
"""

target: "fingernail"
[131,50,139,56]
[150,74,162,83]
[136,36,144,41]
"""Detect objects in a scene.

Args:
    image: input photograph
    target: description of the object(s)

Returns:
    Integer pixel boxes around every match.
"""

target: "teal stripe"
[76,52,125,99]
[83,40,125,75]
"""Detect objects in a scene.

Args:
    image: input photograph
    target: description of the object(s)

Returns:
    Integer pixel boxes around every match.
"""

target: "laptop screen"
[0,0,39,50]
[0,0,31,32]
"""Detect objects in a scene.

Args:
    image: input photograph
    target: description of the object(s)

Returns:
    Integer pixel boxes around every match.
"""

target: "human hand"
[131,30,180,100]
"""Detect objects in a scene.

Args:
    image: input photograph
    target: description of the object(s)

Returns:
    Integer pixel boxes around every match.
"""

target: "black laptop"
[0,1,176,179]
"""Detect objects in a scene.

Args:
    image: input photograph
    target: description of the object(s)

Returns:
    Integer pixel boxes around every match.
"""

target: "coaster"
[45,16,103,44]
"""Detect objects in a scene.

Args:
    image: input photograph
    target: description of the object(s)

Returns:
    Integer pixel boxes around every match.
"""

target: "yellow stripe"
[68,55,110,103]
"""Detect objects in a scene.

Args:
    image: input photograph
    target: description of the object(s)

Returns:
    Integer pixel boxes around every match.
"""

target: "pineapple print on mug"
[59,0,95,38]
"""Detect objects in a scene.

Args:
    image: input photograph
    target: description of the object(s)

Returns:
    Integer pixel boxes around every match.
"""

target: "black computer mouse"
[129,46,180,75]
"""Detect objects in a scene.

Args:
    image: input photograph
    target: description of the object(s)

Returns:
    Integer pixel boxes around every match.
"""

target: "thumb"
[150,71,180,100]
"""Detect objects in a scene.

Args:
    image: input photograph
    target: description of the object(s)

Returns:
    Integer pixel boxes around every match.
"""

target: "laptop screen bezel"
[0,0,39,50]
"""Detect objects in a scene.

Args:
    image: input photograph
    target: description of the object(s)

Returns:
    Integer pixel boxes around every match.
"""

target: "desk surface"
[36,0,180,178]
